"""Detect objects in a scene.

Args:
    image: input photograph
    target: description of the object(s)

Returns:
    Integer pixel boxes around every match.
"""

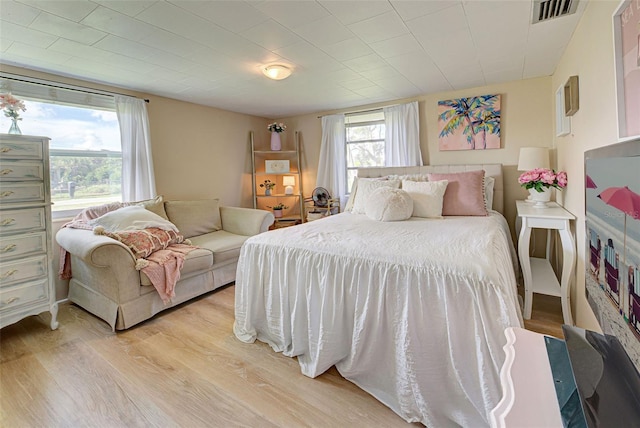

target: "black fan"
[312,187,330,208]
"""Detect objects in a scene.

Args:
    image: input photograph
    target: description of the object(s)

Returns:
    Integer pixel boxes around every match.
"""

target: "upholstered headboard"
[357,164,504,215]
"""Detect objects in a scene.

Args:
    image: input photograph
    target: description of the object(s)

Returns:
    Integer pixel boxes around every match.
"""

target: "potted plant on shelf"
[260,179,275,196]
[268,203,288,218]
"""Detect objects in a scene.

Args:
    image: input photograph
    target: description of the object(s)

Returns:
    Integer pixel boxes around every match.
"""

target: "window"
[345,110,385,192]
[3,100,121,215]
[1,74,122,217]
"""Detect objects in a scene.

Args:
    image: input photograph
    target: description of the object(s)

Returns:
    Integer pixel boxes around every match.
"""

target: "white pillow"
[344,177,389,212]
[484,176,495,211]
[402,179,449,218]
[350,178,401,214]
[365,187,413,222]
[91,205,179,232]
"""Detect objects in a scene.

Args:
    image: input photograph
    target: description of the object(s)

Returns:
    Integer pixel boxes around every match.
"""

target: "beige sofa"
[56,199,274,330]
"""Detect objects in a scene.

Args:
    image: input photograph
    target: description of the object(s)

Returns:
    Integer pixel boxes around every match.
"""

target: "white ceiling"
[0,0,587,118]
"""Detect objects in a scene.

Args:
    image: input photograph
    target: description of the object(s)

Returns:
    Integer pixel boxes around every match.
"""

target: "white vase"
[528,187,552,208]
[270,132,281,151]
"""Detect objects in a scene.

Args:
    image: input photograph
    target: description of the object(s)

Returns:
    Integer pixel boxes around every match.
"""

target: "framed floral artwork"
[265,160,289,173]
[613,0,640,140]
[438,94,501,151]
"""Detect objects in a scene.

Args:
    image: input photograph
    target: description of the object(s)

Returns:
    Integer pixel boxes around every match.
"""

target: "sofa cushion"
[140,247,213,286]
[134,195,169,220]
[189,230,249,266]
[164,199,221,239]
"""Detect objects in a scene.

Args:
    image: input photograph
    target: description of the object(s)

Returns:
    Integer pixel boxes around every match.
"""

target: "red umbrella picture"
[598,186,640,263]
[586,175,597,189]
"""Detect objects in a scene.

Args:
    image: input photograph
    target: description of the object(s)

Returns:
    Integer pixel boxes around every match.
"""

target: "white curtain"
[316,114,347,207]
[115,96,156,202]
[384,101,423,166]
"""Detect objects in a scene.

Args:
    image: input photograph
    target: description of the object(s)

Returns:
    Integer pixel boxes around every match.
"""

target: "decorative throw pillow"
[401,179,449,218]
[95,227,185,260]
[484,176,495,211]
[164,199,221,239]
[365,187,413,222]
[90,205,179,232]
[349,178,401,214]
[345,176,387,212]
[427,170,488,216]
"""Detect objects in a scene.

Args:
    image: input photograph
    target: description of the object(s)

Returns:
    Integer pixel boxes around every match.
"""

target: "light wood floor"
[1,285,564,427]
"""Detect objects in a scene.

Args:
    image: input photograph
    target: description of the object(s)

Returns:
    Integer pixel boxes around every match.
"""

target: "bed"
[234,164,523,427]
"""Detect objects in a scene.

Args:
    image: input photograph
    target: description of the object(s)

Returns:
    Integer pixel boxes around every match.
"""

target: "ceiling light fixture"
[262,64,292,80]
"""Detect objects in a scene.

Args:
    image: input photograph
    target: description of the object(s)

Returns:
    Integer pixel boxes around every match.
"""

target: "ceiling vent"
[532,0,579,23]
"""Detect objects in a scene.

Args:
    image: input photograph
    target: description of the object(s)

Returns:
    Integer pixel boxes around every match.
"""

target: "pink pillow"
[427,170,488,216]
[95,227,186,259]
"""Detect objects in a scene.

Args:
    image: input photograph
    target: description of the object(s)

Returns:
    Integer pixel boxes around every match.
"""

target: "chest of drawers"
[0,134,58,330]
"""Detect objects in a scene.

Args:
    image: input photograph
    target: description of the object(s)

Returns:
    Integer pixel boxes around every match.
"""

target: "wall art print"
[438,94,501,151]
[613,0,640,140]
[585,140,640,371]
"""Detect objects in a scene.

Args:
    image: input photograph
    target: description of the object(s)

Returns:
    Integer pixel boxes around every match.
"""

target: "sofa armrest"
[56,227,142,302]
[220,206,274,236]
[56,228,135,266]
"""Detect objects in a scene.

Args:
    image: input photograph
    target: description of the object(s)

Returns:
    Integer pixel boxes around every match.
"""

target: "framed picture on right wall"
[613,0,640,140]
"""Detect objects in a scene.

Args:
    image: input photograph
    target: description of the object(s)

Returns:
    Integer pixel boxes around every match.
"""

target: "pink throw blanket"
[58,203,198,304]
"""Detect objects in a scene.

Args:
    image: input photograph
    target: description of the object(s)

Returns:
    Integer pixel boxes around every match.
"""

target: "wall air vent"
[532,0,579,23]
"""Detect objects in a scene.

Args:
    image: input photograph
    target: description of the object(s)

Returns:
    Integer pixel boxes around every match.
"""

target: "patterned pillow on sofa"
[94,227,186,260]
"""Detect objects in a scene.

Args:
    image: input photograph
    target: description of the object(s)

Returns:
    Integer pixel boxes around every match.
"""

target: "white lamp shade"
[283,176,295,195]
[517,147,550,171]
[282,176,295,186]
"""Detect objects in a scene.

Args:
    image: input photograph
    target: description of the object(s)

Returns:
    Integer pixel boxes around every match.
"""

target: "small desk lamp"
[283,176,295,195]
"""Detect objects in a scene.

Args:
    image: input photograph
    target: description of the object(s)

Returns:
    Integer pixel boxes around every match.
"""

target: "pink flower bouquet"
[0,93,26,120]
[518,168,567,192]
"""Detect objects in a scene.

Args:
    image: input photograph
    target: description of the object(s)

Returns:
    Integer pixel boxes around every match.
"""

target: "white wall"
[552,0,623,330]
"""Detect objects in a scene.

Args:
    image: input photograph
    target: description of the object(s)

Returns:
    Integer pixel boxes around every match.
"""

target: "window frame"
[344,113,385,194]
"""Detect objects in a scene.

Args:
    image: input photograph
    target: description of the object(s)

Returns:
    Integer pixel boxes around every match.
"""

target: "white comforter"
[234,212,523,427]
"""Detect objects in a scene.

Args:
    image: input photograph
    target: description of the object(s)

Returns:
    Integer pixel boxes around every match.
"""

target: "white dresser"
[0,134,58,330]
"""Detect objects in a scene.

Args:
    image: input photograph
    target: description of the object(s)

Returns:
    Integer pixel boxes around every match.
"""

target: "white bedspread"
[234,212,523,427]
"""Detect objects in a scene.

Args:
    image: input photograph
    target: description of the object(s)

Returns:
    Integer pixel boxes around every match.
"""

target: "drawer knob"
[0,191,14,198]
[0,218,16,226]
[0,147,11,153]
[0,169,13,176]
[0,244,16,253]
[1,269,17,280]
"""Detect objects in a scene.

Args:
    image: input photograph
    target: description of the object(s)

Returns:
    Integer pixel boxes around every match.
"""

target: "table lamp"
[283,176,295,195]
[518,147,550,203]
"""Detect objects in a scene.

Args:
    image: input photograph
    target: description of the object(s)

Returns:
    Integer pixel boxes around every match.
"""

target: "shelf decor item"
[268,203,288,218]
[265,159,289,173]
[260,179,275,196]
[268,122,286,151]
[1,93,26,135]
[283,176,295,195]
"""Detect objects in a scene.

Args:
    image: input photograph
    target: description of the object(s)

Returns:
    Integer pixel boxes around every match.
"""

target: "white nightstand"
[516,201,576,325]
